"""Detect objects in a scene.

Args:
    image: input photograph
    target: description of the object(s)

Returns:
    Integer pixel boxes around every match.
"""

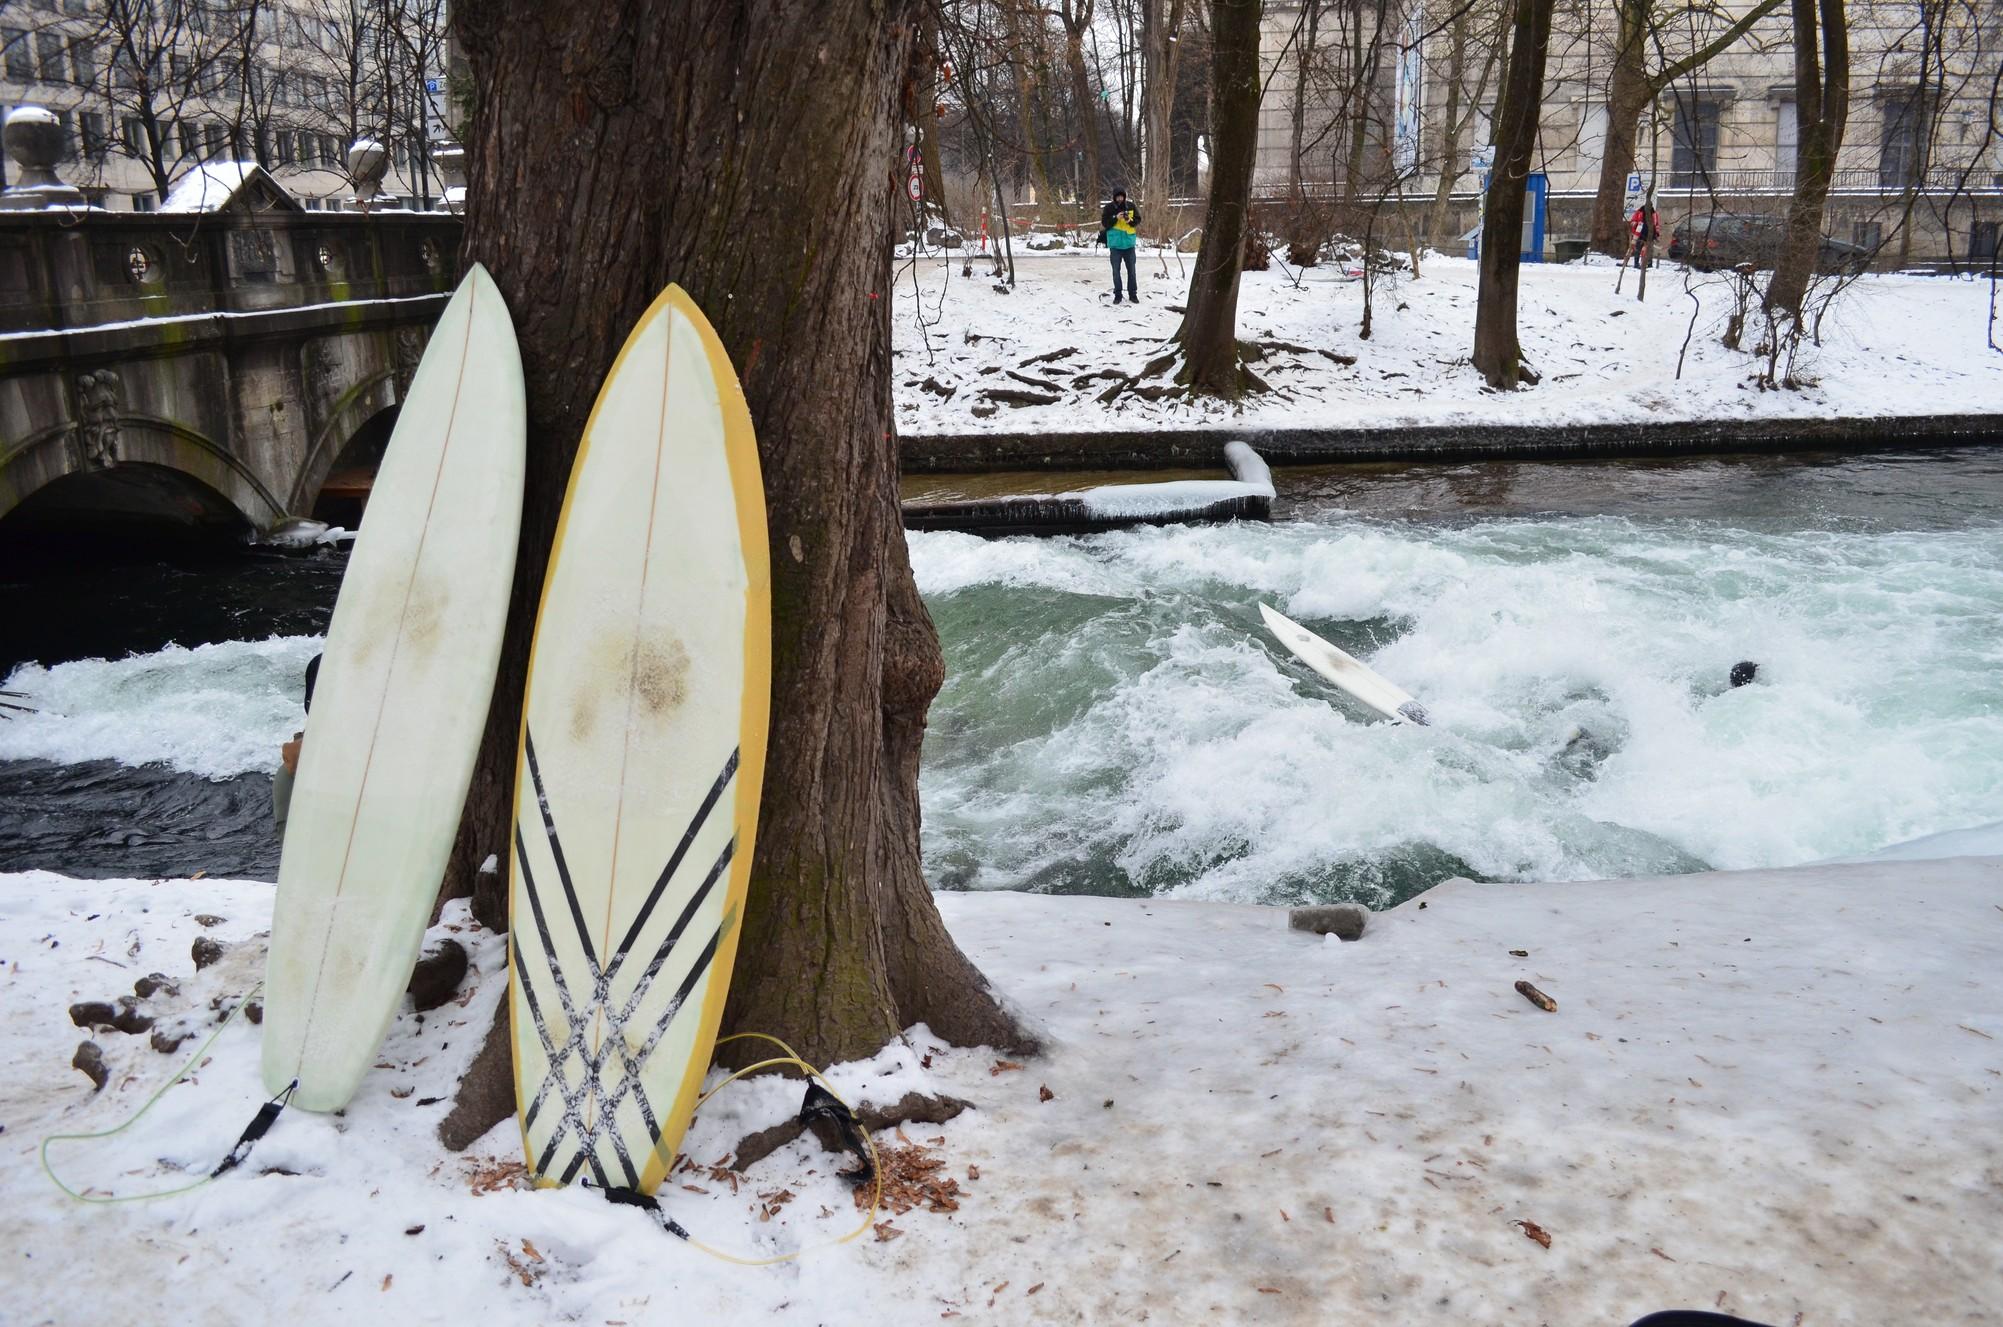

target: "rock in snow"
[1287,902,1369,940]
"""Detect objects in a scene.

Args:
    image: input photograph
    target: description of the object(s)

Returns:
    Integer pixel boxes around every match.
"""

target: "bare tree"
[1139,0,1190,234]
[1586,0,1786,255]
[72,0,262,201]
[1175,0,1265,395]
[1054,0,1104,207]
[1472,0,1557,387]
[1764,0,1847,320]
[1424,0,1509,245]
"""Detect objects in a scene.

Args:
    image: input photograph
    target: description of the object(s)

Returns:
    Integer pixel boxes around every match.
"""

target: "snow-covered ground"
[891,251,2003,437]
[3,858,1998,1325]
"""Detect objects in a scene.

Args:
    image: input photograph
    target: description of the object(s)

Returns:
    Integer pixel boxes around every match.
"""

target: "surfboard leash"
[586,1032,883,1266]
[40,985,298,1203]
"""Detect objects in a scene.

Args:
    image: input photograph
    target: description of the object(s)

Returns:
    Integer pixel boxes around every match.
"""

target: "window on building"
[36,30,65,83]
[1669,98,1721,188]
[1853,220,1883,252]
[204,122,226,160]
[80,109,104,159]
[132,190,156,212]
[1969,221,1998,260]
[2,30,34,82]
[1879,93,1924,189]
[53,107,72,159]
[121,114,143,154]
[276,129,295,164]
[70,38,94,86]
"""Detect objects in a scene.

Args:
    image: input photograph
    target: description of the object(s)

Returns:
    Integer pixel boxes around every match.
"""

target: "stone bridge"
[0,207,463,539]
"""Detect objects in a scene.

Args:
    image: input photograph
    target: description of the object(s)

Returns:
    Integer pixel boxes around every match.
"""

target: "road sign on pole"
[1623,171,1645,212]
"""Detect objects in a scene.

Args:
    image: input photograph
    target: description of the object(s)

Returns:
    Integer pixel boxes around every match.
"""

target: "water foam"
[0,635,323,779]
[914,513,2003,905]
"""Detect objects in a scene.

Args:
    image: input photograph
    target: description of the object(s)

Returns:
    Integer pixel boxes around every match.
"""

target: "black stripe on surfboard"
[523,727,597,971]
[514,823,585,1024]
[614,835,734,1029]
[539,840,734,1183]
[604,749,739,982]
[633,920,726,1068]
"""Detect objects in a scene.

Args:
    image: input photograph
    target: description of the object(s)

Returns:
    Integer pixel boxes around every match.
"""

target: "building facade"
[1,0,449,212]
[1255,0,2003,262]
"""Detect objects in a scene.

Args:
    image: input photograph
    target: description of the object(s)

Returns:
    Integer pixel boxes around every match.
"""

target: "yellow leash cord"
[664,1032,881,1266]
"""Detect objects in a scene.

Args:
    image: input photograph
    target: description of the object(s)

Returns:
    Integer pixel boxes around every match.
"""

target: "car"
[1667,213,1872,275]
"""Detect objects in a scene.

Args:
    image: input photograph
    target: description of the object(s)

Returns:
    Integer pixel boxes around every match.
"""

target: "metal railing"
[1652,165,1982,194]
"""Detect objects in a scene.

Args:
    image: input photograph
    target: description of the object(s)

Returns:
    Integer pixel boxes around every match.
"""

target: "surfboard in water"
[508,285,770,1194]
[1258,602,1431,726]
[262,265,526,1110]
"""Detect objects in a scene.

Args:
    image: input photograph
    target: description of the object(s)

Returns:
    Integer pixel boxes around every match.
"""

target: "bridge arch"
[0,413,283,533]
[0,457,250,544]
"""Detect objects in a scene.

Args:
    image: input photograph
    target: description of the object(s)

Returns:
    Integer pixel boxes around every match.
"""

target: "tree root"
[1250,338,1356,365]
[731,1090,973,1173]
[438,1001,513,1152]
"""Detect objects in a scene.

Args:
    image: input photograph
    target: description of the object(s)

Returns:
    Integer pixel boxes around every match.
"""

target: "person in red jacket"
[1627,201,1660,268]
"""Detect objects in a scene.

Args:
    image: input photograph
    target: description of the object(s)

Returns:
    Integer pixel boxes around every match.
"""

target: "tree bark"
[1059,1,1103,209]
[1765,0,1848,321]
[1175,0,1265,398]
[1471,0,1555,389]
[1006,0,1060,208]
[1588,2,1650,255]
[1141,0,1188,237]
[444,0,1034,1070]
[915,11,953,228]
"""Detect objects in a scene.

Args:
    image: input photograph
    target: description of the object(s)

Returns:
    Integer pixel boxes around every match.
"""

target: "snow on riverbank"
[891,252,2003,438]
[3,858,1999,1325]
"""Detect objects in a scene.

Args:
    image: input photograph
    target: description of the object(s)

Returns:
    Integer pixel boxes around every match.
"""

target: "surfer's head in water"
[1729,661,1758,688]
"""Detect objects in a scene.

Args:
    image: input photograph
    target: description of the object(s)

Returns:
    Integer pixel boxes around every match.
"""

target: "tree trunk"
[1426,5,1504,248]
[1425,10,1470,243]
[1061,3,1103,210]
[915,12,953,228]
[1766,0,1848,321]
[1007,0,1059,209]
[1176,0,1264,397]
[1589,2,1649,255]
[1472,0,1555,389]
[1141,0,1187,237]
[445,0,1034,1071]
[1288,0,1321,200]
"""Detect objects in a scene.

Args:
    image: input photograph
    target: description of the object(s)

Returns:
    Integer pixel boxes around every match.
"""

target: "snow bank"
[892,254,2003,439]
[1,857,1997,1324]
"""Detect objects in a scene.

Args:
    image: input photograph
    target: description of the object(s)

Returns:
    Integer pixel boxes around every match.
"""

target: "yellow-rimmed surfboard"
[508,286,770,1193]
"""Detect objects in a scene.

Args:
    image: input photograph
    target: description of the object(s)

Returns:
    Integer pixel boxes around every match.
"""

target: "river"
[5,447,2001,903]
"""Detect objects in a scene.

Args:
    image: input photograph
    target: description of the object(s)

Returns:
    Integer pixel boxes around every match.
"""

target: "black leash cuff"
[211,1078,298,1178]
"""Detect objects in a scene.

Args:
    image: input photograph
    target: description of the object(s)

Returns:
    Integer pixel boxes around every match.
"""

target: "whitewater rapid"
[912,512,2003,905]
